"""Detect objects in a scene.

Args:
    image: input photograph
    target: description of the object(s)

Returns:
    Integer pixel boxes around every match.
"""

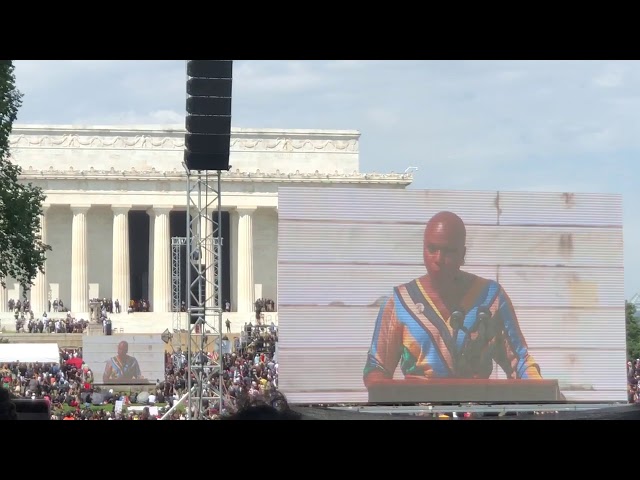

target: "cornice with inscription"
[17,167,412,184]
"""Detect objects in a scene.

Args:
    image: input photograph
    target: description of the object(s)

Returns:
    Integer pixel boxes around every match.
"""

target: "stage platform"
[292,403,640,420]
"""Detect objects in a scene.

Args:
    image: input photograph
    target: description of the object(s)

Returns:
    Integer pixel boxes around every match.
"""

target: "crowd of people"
[10,296,137,335]
[3,296,106,335]
[8,297,68,314]
[255,298,276,314]
[628,358,640,403]
[90,297,150,314]
[3,322,640,419]
[1,348,96,418]
[7,296,152,319]
[15,313,89,334]
[0,322,280,420]
[6,295,278,319]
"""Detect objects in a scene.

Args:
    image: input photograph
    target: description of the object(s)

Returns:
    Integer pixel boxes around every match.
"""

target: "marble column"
[71,204,90,314]
[30,204,50,316]
[236,207,256,313]
[0,279,7,313]
[111,205,131,311]
[147,209,155,307]
[229,209,239,312]
[151,206,171,313]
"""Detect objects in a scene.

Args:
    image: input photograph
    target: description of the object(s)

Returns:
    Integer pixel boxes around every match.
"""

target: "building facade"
[0,124,413,331]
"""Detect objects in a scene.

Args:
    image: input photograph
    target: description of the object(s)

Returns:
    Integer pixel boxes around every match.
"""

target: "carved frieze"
[9,132,359,153]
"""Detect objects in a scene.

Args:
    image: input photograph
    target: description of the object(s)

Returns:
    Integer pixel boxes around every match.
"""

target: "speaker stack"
[184,60,233,171]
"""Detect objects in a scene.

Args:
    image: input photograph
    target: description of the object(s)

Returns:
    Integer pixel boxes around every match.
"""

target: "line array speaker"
[184,60,233,171]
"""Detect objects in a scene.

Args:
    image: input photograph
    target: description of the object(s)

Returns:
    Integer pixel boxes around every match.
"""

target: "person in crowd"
[225,390,300,420]
[0,386,17,420]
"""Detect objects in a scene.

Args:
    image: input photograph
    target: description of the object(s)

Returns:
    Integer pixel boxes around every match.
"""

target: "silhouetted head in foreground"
[0,388,18,420]
[224,390,302,420]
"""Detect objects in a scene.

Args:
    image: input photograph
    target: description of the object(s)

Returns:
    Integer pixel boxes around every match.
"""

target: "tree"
[0,60,50,295]
[626,301,640,361]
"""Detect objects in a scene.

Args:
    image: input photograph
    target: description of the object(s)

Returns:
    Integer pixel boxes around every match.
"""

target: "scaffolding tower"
[171,236,187,349]
[185,167,224,419]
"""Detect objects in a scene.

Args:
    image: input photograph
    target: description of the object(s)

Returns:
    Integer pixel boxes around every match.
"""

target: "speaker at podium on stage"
[184,60,233,172]
[104,318,112,336]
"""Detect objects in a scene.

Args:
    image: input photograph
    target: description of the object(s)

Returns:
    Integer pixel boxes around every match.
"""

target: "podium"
[86,323,103,336]
[366,378,563,403]
[86,300,103,336]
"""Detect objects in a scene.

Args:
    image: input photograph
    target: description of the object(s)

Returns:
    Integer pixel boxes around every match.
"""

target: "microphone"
[456,307,500,378]
[450,310,466,377]
[477,306,503,341]
[477,306,492,324]
[450,310,466,331]
[476,306,491,341]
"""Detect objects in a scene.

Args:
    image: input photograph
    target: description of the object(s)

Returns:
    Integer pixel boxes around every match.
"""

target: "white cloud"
[365,107,399,129]
[118,67,185,101]
[494,70,527,82]
[14,60,131,92]
[324,60,383,71]
[593,72,623,88]
[592,62,627,88]
[234,60,329,94]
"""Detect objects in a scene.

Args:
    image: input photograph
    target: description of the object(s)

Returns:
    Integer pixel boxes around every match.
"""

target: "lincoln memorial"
[0,124,413,333]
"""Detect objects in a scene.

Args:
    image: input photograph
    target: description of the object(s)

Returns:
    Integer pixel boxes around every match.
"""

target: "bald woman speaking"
[363,211,542,386]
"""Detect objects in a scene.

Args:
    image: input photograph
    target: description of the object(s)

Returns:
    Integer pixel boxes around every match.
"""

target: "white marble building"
[0,124,413,332]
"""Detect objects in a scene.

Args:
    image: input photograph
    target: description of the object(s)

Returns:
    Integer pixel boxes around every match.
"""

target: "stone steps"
[0,311,277,335]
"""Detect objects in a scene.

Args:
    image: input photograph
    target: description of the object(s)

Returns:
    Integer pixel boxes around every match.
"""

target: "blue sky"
[11,60,637,298]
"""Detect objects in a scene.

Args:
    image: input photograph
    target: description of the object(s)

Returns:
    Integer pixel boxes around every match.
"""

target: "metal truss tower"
[171,236,187,349]
[185,167,224,419]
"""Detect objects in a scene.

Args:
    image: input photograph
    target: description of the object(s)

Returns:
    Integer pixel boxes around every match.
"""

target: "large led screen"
[277,187,626,404]
[82,335,165,385]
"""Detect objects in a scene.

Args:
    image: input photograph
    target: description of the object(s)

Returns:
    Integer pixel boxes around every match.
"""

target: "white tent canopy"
[0,343,60,363]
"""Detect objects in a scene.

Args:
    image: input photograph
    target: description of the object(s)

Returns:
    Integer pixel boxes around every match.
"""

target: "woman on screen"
[102,340,146,384]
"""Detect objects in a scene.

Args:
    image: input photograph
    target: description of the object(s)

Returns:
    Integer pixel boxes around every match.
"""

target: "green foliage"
[626,301,640,361]
[57,403,115,414]
[0,60,50,294]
